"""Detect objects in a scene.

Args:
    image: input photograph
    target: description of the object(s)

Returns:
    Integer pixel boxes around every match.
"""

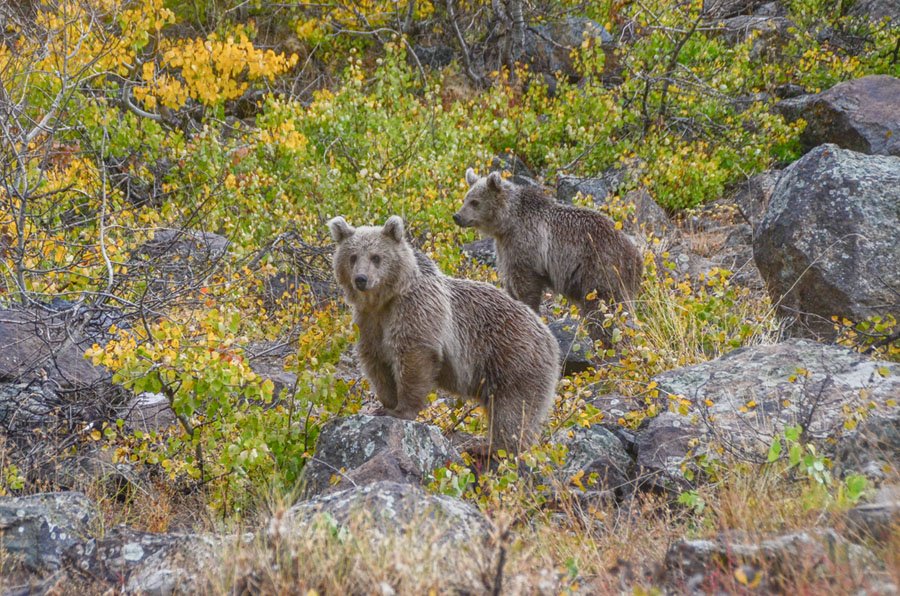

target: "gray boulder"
[283,481,490,548]
[702,0,771,18]
[461,237,496,267]
[548,318,595,375]
[301,415,460,498]
[0,492,97,572]
[753,144,900,338]
[730,169,780,229]
[131,228,230,295]
[846,484,900,544]
[718,14,795,58]
[848,0,900,21]
[637,340,899,489]
[122,391,177,434]
[0,308,119,397]
[776,76,900,157]
[522,17,613,82]
[489,152,535,184]
[65,526,229,596]
[558,177,671,237]
[557,159,645,205]
[552,424,633,501]
[663,529,880,592]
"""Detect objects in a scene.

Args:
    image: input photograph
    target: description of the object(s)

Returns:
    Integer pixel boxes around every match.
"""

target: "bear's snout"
[354,274,369,291]
[452,212,466,227]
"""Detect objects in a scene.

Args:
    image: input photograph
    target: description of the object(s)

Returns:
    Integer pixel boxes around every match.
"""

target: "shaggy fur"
[329,215,560,454]
[454,169,643,330]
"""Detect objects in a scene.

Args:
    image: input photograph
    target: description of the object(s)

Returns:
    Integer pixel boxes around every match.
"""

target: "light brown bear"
[329,215,560,455]
[453,169,643,336]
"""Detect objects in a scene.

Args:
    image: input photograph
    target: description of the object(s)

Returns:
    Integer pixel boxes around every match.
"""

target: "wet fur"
[455,170,643,331]
[329,216,560,454]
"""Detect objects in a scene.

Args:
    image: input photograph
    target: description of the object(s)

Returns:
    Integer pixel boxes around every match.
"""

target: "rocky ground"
[2,1,900,594]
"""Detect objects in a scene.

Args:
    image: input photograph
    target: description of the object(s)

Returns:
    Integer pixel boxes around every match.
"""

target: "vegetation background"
[0,0,897,592]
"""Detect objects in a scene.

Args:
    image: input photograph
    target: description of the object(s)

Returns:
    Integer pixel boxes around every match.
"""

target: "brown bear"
[453,169,643,337]
[328,215,560,455]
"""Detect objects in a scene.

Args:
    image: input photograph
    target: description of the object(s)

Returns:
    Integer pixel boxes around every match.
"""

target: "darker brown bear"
[454,169,643,335]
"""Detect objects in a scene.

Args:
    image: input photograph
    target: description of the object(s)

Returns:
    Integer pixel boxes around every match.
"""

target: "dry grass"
[206,490,686,595]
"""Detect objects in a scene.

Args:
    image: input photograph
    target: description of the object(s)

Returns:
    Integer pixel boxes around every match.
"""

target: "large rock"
[301,415,460,498]
[730,169,780,229]
[520,17,613,82]
[776,76,900,157]
[702,0,771,18]
[489,152,536,185]
[0,492,97,572]
[552,424,633,500]
[845,484,900,544]
[637,340,900,489]
[753,145,900,338]
[556,159,645,205]
[284,481,490,548]
[557,175,671,237]
[65,526,229,595]
[834,414,900,483]
[662,529,881,592]
[131,228,230,295]
[461,237,496,267]
[718,14,795,58]
[0,307,119,396]
[848,0,900,21]
[548,318,595,375]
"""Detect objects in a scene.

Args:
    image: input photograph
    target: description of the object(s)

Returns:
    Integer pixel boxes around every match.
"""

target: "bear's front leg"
[360,351,399,411]
[505,267,546,313]
[389,348,439,420]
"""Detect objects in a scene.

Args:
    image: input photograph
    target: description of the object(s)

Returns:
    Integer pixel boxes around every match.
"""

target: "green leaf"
[784,424,802,442]
[767,438,782,463]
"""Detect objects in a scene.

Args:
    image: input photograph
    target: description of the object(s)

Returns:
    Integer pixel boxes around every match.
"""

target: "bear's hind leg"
[484,392,545,455]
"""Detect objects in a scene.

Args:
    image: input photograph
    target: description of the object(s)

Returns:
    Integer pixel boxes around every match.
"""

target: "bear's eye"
[469,199,479,208]
[371,254,382,266]
[349,254,358,265]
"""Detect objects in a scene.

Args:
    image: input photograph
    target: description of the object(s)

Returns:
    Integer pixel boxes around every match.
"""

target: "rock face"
[776,76,900,157]
[663,529,879,592]
[848,0,900,20]
[553,424,633,500]
[718,14,795,58]
[753,145,900,338]
[731,170,780,229]
[66,526,228,595]
[0,492,97,572]
[489,152,535,184]
[461,237,497,267]
[284,481,490,548]
[0,307,120,398]
[548,318,595,375]
[522,17,612,82]
[702,0,771,18]
[846,484,900,544]
[301,415,460,498]
[638,340,899,489]
[131,228,230,295]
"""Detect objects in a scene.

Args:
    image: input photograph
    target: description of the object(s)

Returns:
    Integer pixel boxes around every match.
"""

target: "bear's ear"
[465,168,479,187]
[382,215,405,243]
[486,171,505,193]
[328,216,355,243]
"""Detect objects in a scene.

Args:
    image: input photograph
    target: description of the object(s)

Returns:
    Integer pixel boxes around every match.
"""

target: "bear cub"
[454,169,643,336]
[329,215,560,454]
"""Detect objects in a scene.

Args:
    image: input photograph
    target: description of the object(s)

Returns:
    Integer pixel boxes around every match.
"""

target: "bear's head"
[453,168,512,234]
[328,215,417,309]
